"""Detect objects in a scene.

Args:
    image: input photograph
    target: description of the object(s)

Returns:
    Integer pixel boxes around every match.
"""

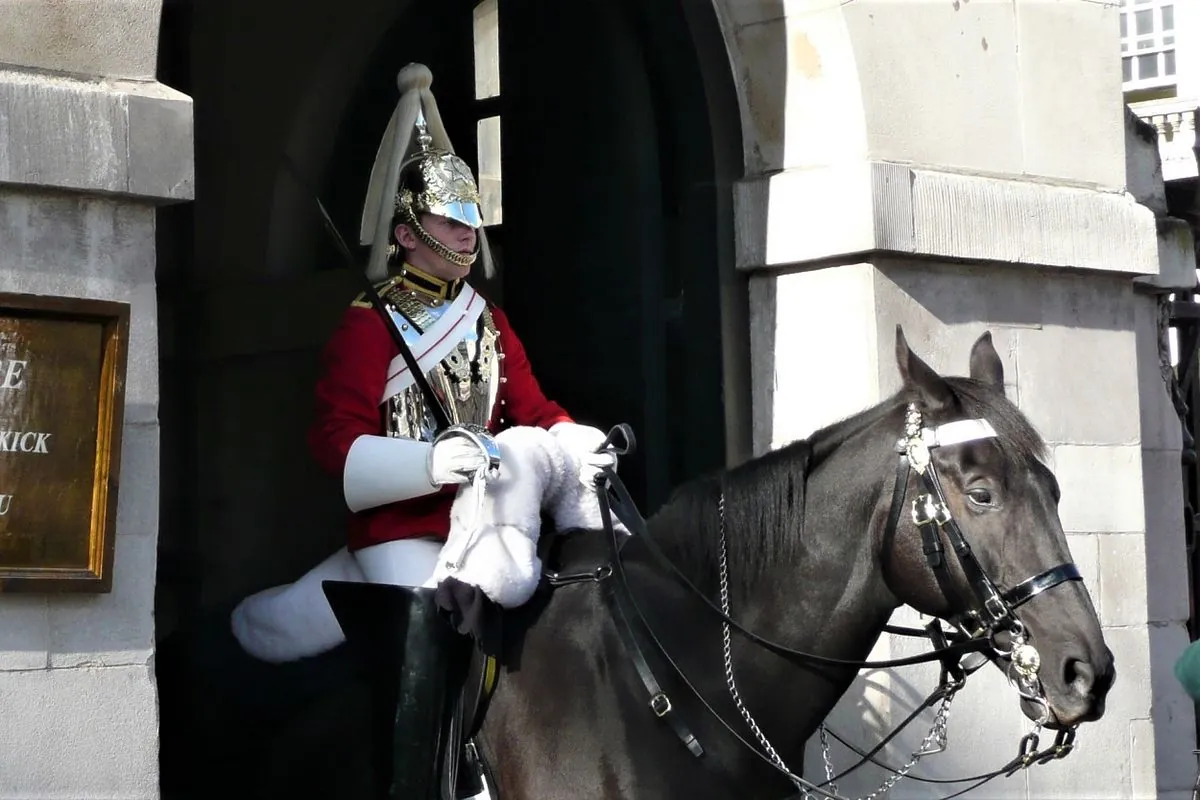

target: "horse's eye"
[967,487,995,507]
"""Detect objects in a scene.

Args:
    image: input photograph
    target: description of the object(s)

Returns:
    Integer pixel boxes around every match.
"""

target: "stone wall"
[719,0,1195,796]
[0,18,193,798]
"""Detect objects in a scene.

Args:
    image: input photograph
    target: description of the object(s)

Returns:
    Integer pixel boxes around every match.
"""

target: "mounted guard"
[229,62,618,799]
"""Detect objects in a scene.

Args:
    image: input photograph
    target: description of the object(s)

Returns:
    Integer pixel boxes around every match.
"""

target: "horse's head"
[882,327,1114,730]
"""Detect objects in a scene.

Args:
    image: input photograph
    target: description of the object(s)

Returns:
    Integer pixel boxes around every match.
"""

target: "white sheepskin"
[425,424,626,608]
[229,547,365,663]
[426,426,569,608]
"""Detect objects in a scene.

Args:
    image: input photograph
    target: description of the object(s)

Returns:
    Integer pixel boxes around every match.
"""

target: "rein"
[582,409,1084,800]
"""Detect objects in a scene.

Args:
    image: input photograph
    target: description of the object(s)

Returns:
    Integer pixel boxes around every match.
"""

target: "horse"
[477,327,1115,800]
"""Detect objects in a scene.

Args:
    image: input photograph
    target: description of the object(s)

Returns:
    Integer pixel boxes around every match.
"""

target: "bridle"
[580,406,1086,800]
[885,404,1082,713]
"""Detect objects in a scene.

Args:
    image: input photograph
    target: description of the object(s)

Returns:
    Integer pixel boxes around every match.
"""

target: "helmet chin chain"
[403,211,478,269]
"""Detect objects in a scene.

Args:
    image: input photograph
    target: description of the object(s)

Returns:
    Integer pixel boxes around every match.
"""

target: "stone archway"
[154,0,750,793]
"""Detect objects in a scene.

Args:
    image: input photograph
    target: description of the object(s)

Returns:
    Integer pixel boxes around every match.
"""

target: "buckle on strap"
[650,692,672,718]
[984,592,1009,622]
[912,494,952,527]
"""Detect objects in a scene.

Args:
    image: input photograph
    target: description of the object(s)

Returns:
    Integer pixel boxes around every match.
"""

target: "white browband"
[903,411,998,475]
[921,418,998,449]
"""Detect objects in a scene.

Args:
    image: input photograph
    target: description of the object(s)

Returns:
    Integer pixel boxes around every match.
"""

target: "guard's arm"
[309,307,482,512]
[490,306,573,429]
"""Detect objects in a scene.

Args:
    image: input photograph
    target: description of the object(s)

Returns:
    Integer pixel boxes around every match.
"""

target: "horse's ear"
[968,331,1005,390]
[895,325,954,411]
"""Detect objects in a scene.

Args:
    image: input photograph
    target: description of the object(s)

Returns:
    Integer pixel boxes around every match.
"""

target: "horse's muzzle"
[1037,645,1116,728]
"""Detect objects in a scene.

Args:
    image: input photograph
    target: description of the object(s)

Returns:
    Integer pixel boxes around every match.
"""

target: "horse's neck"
[732,436,900,767]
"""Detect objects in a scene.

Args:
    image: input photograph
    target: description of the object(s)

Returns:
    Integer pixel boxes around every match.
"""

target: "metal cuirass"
[382,289,501,442]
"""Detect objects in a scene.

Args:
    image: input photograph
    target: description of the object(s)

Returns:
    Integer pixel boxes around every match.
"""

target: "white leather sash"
[379,283,485,403]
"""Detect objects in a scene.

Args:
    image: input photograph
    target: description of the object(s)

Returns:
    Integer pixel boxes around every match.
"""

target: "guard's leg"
[354,536,445,586]
[228,538,444,663]
[323,580,472,800]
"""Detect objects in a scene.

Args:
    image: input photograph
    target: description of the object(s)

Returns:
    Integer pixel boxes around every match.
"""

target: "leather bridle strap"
[913,461,1083,635]
[596,448,704,759]
[1001,564,1083,610]
[601,467,990,670]
[919,465,1013,628]
[878,453,911,575]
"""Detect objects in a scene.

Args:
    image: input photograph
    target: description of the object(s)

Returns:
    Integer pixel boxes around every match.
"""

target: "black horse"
[478,328,1114,799]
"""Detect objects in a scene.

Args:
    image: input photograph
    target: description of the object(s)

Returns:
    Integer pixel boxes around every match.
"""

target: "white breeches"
[354,537,444,586]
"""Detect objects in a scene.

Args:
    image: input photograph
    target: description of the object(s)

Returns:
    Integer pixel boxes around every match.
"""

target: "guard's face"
[394,214,478,281]
[423,214,478,255]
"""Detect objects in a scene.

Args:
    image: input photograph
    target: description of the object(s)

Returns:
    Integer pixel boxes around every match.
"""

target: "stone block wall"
[760,262,1193,799]
[722,0,1195,796]
[0,64,193,798]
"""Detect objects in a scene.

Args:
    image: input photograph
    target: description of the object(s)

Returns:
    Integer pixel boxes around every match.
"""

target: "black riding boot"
[323,580,472,800]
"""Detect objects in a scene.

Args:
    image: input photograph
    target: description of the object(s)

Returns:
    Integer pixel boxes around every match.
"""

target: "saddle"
[447,646,500,799]
[438,524,617,799]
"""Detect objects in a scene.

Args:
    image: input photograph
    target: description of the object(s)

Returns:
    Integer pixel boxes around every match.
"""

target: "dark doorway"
[155,0,745,794]
[319,0,747,512]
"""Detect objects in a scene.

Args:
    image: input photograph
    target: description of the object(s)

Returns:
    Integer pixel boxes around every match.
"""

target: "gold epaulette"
[350,277,401,309]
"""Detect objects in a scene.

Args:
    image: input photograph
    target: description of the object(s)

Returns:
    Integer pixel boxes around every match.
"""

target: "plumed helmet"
[359,63,494,282]
[396,115,483,232]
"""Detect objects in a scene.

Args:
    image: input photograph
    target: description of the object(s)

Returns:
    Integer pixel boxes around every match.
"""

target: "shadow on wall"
[718,0,790,459]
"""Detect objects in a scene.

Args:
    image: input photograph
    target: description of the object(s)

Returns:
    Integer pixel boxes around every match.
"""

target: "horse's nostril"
[1064,658,1095,697]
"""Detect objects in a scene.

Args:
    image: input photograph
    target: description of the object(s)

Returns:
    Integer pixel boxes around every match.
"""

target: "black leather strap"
[920,467,1009,624]
[600,466,988,670]
[1002,564,1082,609]
[601,580,704,757]
[362,280,453,433]
[879,454,911,574]
[597,479,704,758]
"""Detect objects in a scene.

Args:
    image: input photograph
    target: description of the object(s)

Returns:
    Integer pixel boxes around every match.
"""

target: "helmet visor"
[428,199,484,230]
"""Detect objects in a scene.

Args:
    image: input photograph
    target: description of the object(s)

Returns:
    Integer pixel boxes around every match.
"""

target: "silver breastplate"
[383,291,501,442]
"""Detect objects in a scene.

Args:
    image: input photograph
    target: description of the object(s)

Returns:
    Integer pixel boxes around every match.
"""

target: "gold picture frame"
[0,293,130,592]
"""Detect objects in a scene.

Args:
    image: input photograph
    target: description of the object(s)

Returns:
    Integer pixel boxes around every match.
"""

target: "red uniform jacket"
[308,299,572,552]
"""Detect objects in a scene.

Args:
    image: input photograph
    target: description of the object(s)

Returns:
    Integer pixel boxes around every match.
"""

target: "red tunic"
[308,300,572,551]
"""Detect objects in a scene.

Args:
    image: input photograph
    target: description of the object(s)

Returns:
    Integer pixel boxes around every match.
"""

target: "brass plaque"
[0,294,129,592]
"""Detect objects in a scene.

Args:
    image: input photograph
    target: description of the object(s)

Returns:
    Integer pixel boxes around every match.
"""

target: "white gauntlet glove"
[550,421,618,486]
[429,435,495,485]
[343,429,500,513]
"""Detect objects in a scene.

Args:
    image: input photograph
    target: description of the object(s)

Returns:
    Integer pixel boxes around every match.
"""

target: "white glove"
[550,421,618,486]
[429,436,494,485]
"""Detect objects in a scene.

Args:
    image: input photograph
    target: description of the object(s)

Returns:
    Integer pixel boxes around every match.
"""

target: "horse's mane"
[646,377,1047,596]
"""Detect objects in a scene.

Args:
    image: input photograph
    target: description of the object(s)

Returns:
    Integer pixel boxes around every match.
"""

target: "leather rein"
[568,410,1084,800]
